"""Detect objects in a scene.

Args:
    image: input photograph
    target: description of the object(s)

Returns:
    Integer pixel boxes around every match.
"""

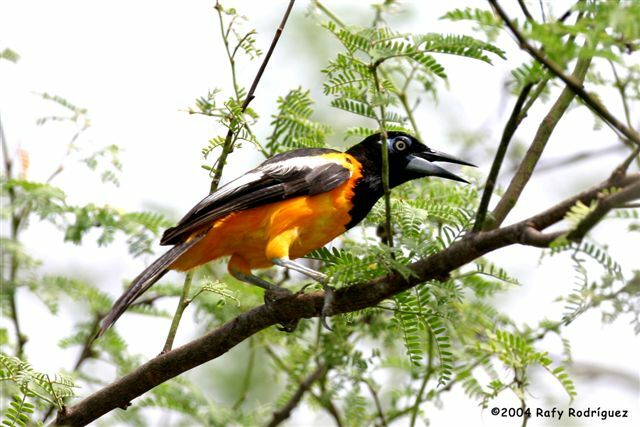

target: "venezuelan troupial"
[99,131,473,334]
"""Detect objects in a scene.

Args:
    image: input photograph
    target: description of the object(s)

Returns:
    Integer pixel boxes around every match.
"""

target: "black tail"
[98,236,204,336]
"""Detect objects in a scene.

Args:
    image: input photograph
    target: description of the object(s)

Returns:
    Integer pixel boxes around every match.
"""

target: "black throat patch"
[344,142,384,230]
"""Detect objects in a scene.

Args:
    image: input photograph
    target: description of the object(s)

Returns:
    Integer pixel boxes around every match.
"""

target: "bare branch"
[516,0,534,21]
[265,345,343,426]
[490,54,592,228]
[474,83,533,231]
[527,144,626,174]
[1,112,12,178]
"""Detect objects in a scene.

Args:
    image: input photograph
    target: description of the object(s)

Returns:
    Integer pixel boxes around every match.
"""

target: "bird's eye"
[393,137,410,151]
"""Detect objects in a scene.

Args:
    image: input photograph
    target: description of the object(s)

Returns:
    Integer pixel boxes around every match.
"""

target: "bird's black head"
[343,131,474,229]
[347,131,474,188]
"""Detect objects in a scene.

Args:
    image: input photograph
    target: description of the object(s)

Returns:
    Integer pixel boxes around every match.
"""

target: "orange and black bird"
[99,131,473,334]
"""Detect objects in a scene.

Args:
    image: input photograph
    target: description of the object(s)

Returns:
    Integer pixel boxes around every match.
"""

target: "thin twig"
[233,336,256,410]
[209,0,296,193]
[162,271,193,353]
[608,60,633,130]
[266,363,328,427]
[372,68,395,249]
[516,0,534,21]
[517,371,530,427]
[364,379,388,427]
[398,90,421,140]
[558,1,581,23]
[473,83,534,231]
[1,113,27,357]
[488,0,640,147]
[215,2,242,100]
[312,0,345,28]
[45,127,85,184]
[516,78,549,125]
[265,346,343,427]
[527,144,626,174]
[409,329,434,427]
[164,0,296,352]
[537,0,546,22]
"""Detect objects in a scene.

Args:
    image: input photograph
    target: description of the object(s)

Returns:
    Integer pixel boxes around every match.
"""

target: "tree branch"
[490,54,592,228]
[364,379,388,427]
[473,83,533,231]
[265,345,343,426]
[51,172,639,427]
[266,363,327,427]
[566,180,640,241]
[516,0,534,22]
[488,0,640,147]
[523,144,626,174]
[162,271,194,353]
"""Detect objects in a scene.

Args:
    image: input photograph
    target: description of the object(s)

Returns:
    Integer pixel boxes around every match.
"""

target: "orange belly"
[169,154,362,273]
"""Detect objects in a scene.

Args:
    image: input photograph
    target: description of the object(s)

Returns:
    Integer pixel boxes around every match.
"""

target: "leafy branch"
[488,0,640,147]
[51,172,640,426]
[208,0,296,193]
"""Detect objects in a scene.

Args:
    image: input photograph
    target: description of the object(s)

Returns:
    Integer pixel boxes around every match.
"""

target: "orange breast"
[169,153,362,272]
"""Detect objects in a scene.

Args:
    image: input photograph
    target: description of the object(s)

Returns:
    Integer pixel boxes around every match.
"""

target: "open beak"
[405,150,476,183]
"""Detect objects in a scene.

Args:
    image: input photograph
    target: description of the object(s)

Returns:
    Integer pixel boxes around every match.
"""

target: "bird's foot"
[264,286,292,305]
[320,282,335,331]
[263,287,299,333]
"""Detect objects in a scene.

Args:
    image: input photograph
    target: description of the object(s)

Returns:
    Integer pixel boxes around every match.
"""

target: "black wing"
[160,149,351,245]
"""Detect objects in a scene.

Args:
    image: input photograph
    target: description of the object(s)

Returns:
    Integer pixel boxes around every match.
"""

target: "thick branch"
[488,0,640,147]
[52,173,639,427]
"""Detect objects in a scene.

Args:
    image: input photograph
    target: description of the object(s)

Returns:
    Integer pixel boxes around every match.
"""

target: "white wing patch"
[212,171,264,200]
[214,156,348,197]
[263,155,344,171]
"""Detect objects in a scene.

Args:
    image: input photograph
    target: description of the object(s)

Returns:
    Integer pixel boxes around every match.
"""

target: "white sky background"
[1,0,639,426]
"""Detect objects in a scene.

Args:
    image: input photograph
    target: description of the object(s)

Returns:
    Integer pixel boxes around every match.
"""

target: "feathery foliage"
[266,88,332,156]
